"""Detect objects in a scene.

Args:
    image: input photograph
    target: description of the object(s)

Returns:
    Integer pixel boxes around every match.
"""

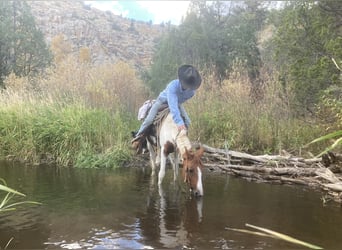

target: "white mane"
[175,129,192,156]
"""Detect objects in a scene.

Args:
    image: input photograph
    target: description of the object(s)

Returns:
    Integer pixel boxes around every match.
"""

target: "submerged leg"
[158,146,167,185]
[169,152,179,182]
[147,142,156,176]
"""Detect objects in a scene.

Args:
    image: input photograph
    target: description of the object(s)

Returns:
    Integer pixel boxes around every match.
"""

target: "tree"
[272,1,342,112]
[146,30,180,95]
[0,1,52,87]
[50,34,72,64]
[146,0,266,91]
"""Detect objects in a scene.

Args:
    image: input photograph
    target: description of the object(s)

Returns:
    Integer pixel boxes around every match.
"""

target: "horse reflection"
[140,178,203,249]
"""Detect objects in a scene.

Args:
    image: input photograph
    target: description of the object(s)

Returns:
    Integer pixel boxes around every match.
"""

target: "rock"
[28,1,167,70]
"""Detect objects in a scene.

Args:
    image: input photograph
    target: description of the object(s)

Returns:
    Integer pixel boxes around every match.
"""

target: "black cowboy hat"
[178,65,202,90]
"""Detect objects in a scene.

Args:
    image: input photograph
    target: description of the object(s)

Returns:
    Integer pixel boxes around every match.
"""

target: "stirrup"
[131,134,143,144]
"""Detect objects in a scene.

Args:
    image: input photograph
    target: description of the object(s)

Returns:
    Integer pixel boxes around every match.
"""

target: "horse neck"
[175,129,192,155]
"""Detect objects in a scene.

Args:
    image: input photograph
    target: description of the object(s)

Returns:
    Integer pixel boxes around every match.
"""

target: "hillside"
[28,1,167,70]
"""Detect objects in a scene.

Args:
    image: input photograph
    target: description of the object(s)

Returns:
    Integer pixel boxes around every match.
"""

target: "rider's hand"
[178,124,187,132]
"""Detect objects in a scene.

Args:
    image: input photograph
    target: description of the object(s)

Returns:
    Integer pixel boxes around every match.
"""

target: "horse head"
[182,147,205,197]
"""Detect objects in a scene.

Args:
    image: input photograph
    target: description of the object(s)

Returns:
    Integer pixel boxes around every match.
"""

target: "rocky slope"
[28,1,167,70]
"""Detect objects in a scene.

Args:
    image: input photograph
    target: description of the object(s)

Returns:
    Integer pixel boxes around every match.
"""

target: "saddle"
[131,105,169,154]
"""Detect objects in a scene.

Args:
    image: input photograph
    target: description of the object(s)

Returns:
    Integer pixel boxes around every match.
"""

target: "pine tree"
[272,1,342,112]
[0,1,52,87]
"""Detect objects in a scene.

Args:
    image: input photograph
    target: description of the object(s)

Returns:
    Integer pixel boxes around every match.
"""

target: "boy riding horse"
[131,64,202,149]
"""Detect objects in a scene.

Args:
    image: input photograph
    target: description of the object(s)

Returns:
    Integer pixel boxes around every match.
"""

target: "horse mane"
[175,129,192,156]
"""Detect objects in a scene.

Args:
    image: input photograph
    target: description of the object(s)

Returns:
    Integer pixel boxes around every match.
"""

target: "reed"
[0,58,145,168]
[0,94,134,167]
[1,54,332,164]
[0,178,41,213]
[187,65,324,155]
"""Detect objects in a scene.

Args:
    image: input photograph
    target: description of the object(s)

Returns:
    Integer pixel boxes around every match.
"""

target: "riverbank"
[204,144,342,204]
[131,144,342,205]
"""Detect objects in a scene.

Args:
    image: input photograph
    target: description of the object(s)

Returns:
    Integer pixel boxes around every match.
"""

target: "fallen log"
[200,144,342,204]
[323,183,342,192]
[206,163,321,177]
[202,144,323,167]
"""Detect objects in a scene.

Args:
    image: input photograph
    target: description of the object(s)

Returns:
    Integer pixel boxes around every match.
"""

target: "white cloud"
[84,1,190,25]
[137,1,190,24]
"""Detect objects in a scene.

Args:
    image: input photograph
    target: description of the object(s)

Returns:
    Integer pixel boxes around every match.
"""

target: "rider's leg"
[132,99,163,142]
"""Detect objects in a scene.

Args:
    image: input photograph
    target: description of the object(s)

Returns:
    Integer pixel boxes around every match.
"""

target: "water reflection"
[1,161,342,249]
[137,175,204,249]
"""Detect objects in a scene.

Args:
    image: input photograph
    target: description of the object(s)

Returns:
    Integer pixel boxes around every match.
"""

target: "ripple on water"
[45,223,153,249]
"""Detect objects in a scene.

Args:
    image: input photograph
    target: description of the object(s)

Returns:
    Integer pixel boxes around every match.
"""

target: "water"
[0,160,342,249]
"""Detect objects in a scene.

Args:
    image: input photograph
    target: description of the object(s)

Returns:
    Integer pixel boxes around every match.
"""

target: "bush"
[187,65,324,155]
[0,95,134,167]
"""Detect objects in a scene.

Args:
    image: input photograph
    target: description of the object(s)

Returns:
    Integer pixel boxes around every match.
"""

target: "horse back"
[159,113,179,146]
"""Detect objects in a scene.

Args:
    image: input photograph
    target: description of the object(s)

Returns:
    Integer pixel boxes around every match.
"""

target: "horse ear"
[196,146,204,157]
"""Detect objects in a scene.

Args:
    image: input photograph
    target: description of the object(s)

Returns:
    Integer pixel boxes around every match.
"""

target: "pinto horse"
[146,112,205,196]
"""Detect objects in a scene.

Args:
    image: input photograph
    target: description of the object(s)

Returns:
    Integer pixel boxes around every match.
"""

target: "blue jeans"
[136,99,190,136]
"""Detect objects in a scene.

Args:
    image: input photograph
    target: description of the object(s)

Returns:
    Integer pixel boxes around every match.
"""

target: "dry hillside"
[28,1,167,70]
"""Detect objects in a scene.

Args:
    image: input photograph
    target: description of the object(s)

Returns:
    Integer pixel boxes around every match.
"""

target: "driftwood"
[200,144,342,204]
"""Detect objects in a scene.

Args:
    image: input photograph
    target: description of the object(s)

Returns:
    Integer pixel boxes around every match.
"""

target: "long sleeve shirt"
[157,79,195,126]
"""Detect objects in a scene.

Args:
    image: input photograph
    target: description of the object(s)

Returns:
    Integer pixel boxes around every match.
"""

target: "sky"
[84,1,191,25]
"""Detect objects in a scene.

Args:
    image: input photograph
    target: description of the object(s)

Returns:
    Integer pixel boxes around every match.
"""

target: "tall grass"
[187,64,325,155]
[1,52,333,165]
[0,178,40,212]
[1,57,147,168]
[0,92,133,167]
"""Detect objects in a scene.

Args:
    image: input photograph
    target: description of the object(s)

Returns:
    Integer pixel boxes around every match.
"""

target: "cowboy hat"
[178,65,202,90]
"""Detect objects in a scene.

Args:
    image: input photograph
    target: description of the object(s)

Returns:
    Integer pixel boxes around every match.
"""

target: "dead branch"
[200,144,342,204]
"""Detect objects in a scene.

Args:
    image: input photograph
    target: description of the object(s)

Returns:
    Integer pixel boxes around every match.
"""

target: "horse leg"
[158,146,167,185]
[147,141,156,176]
[169,152,179,182]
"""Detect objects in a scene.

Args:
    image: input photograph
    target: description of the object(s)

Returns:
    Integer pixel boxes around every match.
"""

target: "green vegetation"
[0,52,147,168]
[0,1,52,86]
[0,1,341,167]
[307,130,342,157]
[146,0,341,155]
[272,1,341,111]
[186,66,324,154]
[0,178,40,212]
[227,223,323,249]
[0,97,132,167]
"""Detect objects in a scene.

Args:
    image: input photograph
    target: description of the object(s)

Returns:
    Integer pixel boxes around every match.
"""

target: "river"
[0,160,341,249]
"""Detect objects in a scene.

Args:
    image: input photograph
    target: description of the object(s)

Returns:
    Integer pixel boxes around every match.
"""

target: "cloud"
[137,1,190,24]
[84,1,190,25]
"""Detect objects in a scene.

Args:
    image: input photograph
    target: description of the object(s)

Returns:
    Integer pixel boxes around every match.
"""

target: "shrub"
[0,93,134,167]
[187,65,324,155]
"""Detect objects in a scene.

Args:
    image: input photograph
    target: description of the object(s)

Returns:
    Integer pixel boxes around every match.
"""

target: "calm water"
[0,160,341,249]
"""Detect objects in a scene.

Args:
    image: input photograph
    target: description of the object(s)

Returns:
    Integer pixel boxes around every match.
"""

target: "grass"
[187,68,325,155]
[0,95,135,168]
[226,223,323,249]
[0,53,337,167]
[0,178,41,213]
[0,58,145,168]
